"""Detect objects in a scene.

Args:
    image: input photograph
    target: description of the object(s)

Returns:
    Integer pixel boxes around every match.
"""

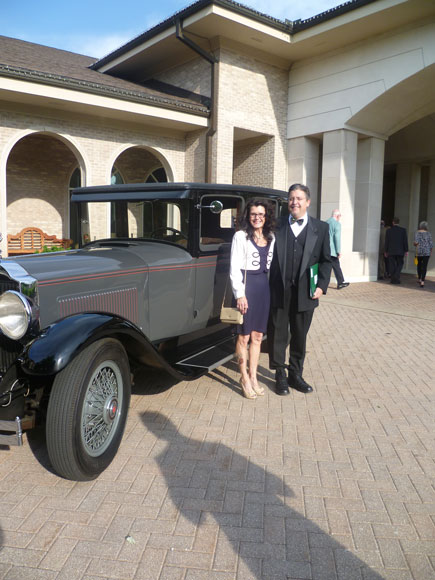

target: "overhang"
[93,0,435,79]
[0,75,208,132]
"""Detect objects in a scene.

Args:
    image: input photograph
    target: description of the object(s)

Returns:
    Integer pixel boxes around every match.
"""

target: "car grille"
[0,278,19,294]
[0,335,22,375]
[0,276,22,374]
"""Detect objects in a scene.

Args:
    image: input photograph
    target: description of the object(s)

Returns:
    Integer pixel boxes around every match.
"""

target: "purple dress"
[236,241,271,335]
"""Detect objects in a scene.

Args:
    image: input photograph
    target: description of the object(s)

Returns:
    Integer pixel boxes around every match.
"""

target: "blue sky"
[2,0,342,58]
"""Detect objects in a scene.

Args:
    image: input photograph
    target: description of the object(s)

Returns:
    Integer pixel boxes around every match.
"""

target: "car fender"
[20,313,168,376]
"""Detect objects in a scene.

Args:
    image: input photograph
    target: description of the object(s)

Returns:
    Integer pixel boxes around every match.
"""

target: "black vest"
[285,224,307,286]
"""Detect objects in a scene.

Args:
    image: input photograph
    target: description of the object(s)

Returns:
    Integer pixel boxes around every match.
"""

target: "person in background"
[230,199,275,399]
[378,219,389,280]
[268,184,331,396]
[326,209,349,289]
[384,217,408,284]
[413,221,433,288]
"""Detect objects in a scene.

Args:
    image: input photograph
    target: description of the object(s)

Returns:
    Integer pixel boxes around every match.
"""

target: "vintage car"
[0,183,286,480]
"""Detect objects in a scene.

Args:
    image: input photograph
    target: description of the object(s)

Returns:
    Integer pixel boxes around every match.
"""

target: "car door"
[192,193,245,328]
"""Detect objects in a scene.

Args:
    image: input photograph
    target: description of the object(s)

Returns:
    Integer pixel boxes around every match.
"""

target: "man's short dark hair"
[288,183,311,200]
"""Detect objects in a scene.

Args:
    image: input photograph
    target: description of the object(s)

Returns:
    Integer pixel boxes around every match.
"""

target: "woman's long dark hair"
[238,199,276,242]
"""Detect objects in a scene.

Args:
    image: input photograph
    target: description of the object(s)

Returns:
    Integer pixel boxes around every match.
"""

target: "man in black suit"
[384,217,408,284]
[268,184,332,395]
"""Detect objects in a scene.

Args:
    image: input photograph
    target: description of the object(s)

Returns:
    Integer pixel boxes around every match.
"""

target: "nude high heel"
[250,378,265,396]
[240,378,257,399]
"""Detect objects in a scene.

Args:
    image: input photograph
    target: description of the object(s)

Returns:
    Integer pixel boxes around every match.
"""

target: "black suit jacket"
[270,216,332,312]
[385,225,408,256]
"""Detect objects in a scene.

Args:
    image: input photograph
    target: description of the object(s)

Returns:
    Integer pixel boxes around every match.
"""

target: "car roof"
[71,182,288,202]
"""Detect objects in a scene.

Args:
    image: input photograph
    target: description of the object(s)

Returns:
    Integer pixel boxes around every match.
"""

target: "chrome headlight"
[0,291,31,340]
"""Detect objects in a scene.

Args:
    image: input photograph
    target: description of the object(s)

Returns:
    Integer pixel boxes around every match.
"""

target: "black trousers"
[388,255,404,283]
[268,285,314,376]
[331,256,344,286]
[417,255,430,281]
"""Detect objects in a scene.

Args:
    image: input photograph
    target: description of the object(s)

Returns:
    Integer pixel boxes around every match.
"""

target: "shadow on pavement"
[141,411,384,579]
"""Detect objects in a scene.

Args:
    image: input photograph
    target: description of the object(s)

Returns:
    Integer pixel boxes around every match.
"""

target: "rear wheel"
[46,338,131,481]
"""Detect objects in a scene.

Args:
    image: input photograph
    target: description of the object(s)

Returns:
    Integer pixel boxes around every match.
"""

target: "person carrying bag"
[228,199,275,399]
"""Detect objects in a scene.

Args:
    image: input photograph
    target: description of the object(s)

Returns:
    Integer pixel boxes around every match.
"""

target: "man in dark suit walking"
[384,217,408,284]
[268,184,332,395]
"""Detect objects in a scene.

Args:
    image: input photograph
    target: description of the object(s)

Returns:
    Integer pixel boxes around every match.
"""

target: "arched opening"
[7,133,80,243]
[110,147,169,239]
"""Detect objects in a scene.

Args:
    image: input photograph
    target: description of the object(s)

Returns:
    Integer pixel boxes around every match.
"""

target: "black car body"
[0,183,286,480]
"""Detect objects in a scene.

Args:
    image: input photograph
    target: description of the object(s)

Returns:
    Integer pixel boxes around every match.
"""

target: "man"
[326,209,349,289]
[268,184,332,395]
[378,219,389,279]
[384,217,408,284]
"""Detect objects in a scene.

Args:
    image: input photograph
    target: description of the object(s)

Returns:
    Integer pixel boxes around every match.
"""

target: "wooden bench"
[7,227,72,256]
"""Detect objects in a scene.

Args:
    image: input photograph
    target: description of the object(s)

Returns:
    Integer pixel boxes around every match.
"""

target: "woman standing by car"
[230,199,275,398]
[414,221,433,288]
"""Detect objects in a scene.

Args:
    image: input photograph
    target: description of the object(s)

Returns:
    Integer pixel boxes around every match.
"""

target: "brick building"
[1,0,434,279]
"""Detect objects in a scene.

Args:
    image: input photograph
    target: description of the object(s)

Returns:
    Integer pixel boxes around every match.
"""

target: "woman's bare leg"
[249,331,264,395]
[236,334,256,398]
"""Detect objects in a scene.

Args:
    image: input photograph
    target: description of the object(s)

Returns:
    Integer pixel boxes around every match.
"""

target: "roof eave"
[0,64,209,116]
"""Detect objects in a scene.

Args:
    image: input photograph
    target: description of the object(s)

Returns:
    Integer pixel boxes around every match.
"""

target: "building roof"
[0,35,209,116]
[92,0,379,70]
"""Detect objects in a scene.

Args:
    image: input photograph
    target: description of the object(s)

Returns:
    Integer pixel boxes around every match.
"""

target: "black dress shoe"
[337,282,349,289]
[275,369,289,396]
[288,374,313,394]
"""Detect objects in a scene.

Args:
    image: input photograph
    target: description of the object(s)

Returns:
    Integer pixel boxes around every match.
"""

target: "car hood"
[2,241,189,283]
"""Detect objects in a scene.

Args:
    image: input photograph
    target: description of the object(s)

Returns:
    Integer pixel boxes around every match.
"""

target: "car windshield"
[77,199,190,246]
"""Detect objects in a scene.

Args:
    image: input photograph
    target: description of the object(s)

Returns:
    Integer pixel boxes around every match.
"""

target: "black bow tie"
[291,217,304,225]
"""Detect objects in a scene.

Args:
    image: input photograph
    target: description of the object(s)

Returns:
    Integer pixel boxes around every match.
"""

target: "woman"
[414,221,433,288]
[230,199,275,399]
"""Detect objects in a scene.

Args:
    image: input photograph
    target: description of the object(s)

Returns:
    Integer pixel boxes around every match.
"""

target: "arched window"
[111,168,124,185]
[146,167,167,183]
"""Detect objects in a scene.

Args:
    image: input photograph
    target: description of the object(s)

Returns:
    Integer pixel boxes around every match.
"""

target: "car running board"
[175,334,236,375]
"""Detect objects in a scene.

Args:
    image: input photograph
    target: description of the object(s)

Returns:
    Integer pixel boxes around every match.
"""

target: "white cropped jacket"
[230,230,275,299]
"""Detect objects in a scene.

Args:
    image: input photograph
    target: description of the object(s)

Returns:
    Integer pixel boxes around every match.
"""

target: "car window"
[199,195,243,251]
[109,200,189,246]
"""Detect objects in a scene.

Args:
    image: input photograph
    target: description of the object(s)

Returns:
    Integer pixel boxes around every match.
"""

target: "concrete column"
[427,161,435,224]
[354,137,385,278]
[321,129,358,278]
[287,136,320,216]
[395,163,421,271]
[427,160,435,277]
[0,160,6,257]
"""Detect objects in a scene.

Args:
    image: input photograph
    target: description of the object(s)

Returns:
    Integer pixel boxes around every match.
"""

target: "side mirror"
[196,200,223,214]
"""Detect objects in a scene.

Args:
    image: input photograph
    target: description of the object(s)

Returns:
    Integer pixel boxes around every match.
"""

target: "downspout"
[176,19,218,183]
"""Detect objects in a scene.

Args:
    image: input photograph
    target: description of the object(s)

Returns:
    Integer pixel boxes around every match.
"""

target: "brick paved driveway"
[0,275,434,579]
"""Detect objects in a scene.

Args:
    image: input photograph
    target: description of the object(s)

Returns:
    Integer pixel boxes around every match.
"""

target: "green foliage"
[37,245,64,253]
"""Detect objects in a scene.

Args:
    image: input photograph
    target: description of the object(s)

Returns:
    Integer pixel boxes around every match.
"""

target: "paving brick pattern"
[0,274,434,579]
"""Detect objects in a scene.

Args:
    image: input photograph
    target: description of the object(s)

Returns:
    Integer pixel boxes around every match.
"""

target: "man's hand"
[312,287,323,300]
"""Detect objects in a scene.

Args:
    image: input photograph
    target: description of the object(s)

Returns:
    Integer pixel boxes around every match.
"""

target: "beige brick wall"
[212,46,288,188]
[0,106,189,251]
[233,137,275,188]
[154,56,212,97]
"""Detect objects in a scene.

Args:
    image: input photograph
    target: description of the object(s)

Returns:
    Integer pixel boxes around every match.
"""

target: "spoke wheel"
[46,339,131,481]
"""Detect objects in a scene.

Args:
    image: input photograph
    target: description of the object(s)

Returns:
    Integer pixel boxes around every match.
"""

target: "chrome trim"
[0,262,38,303]
[0,262,40,335]
[0,416,24,446]
[0,291,32,340]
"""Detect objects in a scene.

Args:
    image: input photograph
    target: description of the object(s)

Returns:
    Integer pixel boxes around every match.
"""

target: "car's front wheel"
[46,338,131,481]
